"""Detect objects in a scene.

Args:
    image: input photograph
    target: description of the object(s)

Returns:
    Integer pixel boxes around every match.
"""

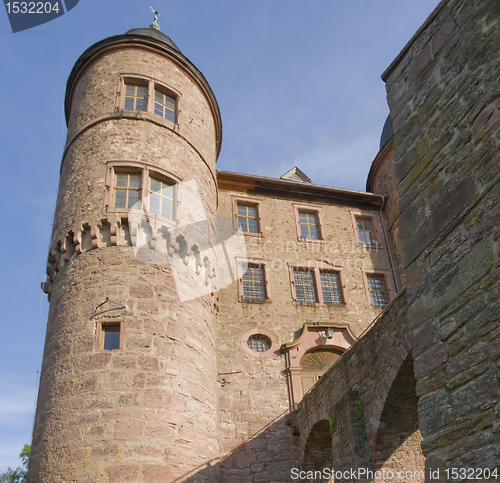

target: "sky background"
[0,0,440,471]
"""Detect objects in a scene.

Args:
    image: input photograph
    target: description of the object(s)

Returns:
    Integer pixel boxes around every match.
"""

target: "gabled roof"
[280,167,312,183]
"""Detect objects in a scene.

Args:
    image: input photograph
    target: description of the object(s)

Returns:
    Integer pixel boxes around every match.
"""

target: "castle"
[29,0,500,482]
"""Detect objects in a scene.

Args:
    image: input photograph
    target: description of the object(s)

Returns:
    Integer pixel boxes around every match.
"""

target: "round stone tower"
[29,23,222,483]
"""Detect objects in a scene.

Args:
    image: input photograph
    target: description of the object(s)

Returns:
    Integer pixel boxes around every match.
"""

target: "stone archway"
[302,420,333,482]
[372,353,425,481]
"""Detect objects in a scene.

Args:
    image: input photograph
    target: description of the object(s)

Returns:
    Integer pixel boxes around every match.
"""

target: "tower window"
[113,172,142,209]
[149,177,174,219]
[119,76,179,124]
[99,322,123,351]
[124,84,148,111]
[154,89,176,122]
[105,162,178,221]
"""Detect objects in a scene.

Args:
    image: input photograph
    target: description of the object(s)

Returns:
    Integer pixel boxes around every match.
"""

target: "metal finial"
[150,6,160,31]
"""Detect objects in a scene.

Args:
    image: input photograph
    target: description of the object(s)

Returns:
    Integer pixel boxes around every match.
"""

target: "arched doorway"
[300,348,344,395]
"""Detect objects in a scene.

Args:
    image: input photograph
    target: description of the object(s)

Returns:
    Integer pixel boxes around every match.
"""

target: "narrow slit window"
[293,268,318,303]
[124,84,148,111]
[100,324,121,351]
[114,173,141,209]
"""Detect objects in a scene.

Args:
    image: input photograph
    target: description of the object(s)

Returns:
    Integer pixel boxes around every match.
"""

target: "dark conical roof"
[125,28,181,53]
[380,115,393,149]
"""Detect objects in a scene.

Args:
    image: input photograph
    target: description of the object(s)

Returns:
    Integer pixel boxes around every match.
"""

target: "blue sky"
[0,0,439,470]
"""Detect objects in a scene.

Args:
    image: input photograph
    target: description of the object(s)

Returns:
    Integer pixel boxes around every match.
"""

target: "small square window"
[356,218,375,246]
[114,172,141,209]
[237,204,259,233]
[367,275,389,307]
[293,268,318,303]
[298,212,319,240]
[124,83,147,111]
[100,323,122,351]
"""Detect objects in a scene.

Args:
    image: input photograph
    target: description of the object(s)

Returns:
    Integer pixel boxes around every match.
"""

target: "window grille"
[320,271,344,305]
[293,268,318,303]
[242,264,266,301]
[367,275,389,307]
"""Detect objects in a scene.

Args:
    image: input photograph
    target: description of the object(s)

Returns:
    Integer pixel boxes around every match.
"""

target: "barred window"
[356,218,375,246]
[293,268,318,303]
[237,204,259,233]
[298,212,319,240]
[367,275,389,307]
[247,334,271,352]
[242,264,266,301]
[320,271,344,305]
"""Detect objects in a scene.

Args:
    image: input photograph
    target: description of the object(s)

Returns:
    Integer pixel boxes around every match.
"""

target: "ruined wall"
[383,0,500,472]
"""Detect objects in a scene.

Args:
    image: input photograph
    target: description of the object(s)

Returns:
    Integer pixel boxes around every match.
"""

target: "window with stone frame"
[237,204,259,233]
[97,321,124,351]
[237,259,271,303]
[320,270,344,305]
[355,218,376,246]
[123,83,148,111]
[293,205,324,241]
[113,172,142,209]
[105,162,178,221]
[289,262,346,306]
[366,274,390,307]
[119,76,178,123]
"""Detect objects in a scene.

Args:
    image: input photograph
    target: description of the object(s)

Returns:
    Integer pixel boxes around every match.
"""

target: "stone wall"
[383,0,500,473]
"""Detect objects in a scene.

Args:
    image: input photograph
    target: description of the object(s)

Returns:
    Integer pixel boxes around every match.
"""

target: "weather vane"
[150,7,160,31]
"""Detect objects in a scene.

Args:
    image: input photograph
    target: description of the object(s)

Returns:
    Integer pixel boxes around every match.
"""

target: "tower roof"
[124,28,181,53]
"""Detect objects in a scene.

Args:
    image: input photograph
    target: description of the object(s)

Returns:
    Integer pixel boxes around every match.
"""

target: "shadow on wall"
[171,413,300,483]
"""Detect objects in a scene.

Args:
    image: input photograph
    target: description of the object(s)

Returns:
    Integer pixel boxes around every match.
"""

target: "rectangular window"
[154,89,175,122]
[293,268,318,303]
[100,323,122,351]
[298,212,319,240]
[356,218,375,246]
[320,270,344,305]
[289,262,346,306]
[149,177,173,219]
[114,173,141,209]
[124,84,147,111]
[367,275,389,307]
[237,204,259,233]
[242,264,266,301]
